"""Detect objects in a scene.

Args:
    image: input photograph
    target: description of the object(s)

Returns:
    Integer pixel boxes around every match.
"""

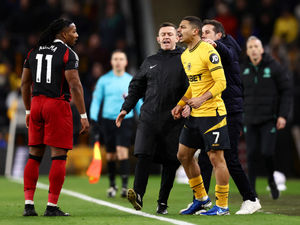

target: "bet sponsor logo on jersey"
[188,74,202,82]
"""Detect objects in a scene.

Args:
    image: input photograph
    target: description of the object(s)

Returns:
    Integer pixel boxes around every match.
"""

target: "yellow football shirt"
[179,41,227,117]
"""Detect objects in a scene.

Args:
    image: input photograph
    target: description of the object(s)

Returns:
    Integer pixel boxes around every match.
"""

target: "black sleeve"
[273,62,292,119]
[181,64,189,91]
[65,48,79,70]
[121,60,148,113]
[215,40,234,63]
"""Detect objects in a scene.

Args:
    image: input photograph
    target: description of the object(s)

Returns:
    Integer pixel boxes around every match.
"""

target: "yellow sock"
[215,184,229,208]
[189,175,207,200]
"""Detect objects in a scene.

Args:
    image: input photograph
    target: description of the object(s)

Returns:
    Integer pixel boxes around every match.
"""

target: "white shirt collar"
[53,39,65,44]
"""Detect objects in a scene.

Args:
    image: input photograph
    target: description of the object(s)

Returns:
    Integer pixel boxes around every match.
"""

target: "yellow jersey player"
[172,16,230,215]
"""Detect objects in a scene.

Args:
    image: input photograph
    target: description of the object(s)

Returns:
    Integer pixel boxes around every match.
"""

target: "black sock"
[107,161,116,187]
[119,159,129,188]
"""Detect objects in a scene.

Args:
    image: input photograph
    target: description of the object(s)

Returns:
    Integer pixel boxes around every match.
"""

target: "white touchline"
[10,177,195,225]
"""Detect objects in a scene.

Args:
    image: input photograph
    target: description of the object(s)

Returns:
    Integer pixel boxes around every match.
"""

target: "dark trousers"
[244,121,277,194]
[133,154,180,204]
[198,113,256,201]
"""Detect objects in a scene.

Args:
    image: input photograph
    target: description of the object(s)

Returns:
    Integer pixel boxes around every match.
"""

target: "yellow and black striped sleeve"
[177,85,192,106]
[205,48,226,97]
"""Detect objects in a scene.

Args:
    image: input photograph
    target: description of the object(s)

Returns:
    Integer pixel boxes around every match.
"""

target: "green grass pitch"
[0,175,299,225]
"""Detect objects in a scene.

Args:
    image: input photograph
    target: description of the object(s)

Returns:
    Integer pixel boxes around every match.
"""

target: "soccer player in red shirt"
[21,18,89,216]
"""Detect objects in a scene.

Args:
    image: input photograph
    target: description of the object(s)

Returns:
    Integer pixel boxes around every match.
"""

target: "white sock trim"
[47,202,57,207]
[25,200,34,205]
[196,195,208,201]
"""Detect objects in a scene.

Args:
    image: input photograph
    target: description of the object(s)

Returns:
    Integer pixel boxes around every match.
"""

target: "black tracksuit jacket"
[122,46,188,125]
[215,34,243,115]
[121,47,188,161]
[240,53,291,125]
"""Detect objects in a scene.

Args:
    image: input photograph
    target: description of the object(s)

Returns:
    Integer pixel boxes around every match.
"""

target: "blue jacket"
[90,70,143,121]
[215,34,243,115]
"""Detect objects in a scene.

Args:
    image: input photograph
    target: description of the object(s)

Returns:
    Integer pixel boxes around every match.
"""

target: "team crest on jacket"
[187,62,191,71]
[243,68,250,75]
[209,53,219,64]
[263,67,271,78]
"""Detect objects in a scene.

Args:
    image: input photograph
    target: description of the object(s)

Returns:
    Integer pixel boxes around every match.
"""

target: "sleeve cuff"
[177,100,186,107]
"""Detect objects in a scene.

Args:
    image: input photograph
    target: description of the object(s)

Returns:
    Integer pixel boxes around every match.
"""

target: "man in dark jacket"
[191,19,260,214]
[116,22,188,214]
[241,36,291,200]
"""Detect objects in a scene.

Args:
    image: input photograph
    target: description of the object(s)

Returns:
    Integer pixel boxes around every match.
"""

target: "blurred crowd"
[1,0,300,146]
[0,0,129,142]
[202,0,300,126]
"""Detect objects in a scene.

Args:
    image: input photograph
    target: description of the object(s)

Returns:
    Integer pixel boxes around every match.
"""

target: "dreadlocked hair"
[37,18,73,47]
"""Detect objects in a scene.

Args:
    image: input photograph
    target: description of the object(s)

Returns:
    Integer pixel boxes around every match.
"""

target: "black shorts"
[133,120,183,163]
[101,118,134,152]
[179,115,230,152]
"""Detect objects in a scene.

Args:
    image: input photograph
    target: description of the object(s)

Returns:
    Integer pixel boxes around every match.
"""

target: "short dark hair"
[202,19,225,38]
[182,16,202,29]
[158,22,177,35]
[159,22,177,30]
[37,18,73,47]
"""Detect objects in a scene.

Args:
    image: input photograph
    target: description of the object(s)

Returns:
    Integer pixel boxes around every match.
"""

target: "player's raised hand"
[202,38,217,48]
[116,110,127,127]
